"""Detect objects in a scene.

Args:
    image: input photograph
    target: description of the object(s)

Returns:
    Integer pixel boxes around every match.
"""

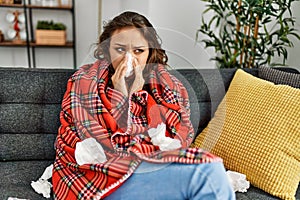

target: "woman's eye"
[115,47,125,53]
[134,49,144,54]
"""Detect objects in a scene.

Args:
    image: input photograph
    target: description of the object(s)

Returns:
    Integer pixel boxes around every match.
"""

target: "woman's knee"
[189,162,235,200]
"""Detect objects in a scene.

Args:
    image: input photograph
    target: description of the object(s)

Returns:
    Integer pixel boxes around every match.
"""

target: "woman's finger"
[129,58,145,95]
[114,55,127,78]
[132,57,144,75]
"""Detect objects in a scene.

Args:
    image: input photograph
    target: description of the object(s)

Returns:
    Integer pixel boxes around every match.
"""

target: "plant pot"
[35,29,66,45]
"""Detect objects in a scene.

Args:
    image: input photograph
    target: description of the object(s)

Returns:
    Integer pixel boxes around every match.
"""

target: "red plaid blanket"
[52,60,221,200]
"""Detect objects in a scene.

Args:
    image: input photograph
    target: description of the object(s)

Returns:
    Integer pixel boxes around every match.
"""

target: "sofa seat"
[0,67,299,200]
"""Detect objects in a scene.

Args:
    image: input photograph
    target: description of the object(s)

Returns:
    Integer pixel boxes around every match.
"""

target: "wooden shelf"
[27,5,72,10]
[0,40,27,47]
[0,40,73,47]
[0,3,72,10]
[0,3,23,8]
[30,41,74,47]
[0,0,76,68]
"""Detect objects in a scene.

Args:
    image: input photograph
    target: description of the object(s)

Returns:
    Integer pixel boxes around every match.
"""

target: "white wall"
[101,0,215,69]
[286,2,300,71]
[1,0,300,71]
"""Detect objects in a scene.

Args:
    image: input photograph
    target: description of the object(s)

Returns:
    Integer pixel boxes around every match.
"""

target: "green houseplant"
[197,0,300,68]
[36,20,67,45]
[36,20,66,30]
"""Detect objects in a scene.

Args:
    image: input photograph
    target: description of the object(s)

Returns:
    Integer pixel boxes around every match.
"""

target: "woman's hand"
[111,56,146,97]
[111,56,128,97]
[129,58,145,96]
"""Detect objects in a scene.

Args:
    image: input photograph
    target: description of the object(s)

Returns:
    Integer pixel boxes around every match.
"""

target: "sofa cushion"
[258,66,300,88]
[235,185,300,200]
[0,133,56,161]
[0,68,75,104]
[192,69,300,199]
[0,160,54,200]
[0,104,61,134]
[0,68,75,162]
[172,68,259,136]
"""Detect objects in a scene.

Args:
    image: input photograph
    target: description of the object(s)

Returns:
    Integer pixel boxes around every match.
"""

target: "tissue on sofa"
[75,137,107,165]
[226,170,250,193]
[31,164,53,198]
[148,123,181,151]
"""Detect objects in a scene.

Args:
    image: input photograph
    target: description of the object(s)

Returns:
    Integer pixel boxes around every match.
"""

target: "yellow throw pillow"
[192,69,300,200]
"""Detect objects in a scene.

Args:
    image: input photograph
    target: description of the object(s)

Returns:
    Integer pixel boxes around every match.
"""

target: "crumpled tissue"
[125,52,134,77]
[75,137,107,165]
[31,164,53,198]
[226,170,250,193]
[148,123,181,151]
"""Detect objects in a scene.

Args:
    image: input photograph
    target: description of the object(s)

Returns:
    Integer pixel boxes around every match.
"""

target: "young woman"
[52,11,235,200]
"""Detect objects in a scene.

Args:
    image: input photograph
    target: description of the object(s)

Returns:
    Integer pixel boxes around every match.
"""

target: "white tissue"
[226,170,250,193]
[8,198,30,200]
[125,52,133,77]
[31,164,53,198]
[31,179,52,198]
[75,137,107,165]
[148,123,181,151]
[40,164,53,180]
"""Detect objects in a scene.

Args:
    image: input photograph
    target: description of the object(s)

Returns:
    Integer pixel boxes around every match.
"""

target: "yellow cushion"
[192,69,300,200]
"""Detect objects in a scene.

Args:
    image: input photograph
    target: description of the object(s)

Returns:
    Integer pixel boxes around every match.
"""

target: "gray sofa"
[0,67,299,200]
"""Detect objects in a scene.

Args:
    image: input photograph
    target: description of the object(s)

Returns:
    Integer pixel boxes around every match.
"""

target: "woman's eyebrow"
[113,43,126,47]
[113,43,148,49]
[133,45,147,49]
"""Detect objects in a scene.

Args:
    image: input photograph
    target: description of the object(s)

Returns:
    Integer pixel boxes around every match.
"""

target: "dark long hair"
[94,11,168,74]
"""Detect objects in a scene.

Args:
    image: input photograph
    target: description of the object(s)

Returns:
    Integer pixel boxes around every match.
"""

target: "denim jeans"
[105,161,235,200]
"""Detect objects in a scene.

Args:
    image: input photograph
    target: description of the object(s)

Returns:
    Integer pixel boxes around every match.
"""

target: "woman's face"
[109,27,149,70]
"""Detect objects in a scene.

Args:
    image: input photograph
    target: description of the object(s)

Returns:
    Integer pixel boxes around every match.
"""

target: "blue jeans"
[105,161,235,200]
